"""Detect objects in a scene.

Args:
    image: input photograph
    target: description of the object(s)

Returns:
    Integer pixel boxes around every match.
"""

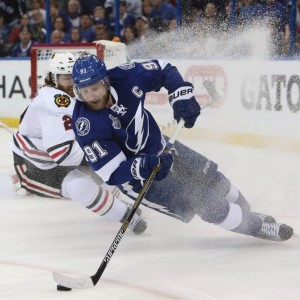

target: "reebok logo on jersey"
[75,117,90,136]
[54,94,71,108]
[111,104,127,115]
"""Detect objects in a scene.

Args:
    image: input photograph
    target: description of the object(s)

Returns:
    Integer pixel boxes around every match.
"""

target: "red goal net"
[30,40,128,97]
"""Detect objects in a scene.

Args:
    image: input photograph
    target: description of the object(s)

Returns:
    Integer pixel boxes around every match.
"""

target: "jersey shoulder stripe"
[13,133,53,165]
[47,140,74,165]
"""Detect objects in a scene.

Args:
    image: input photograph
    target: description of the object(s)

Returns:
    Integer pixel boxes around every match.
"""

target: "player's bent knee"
[196,187,230,224]
[207,172,251,212]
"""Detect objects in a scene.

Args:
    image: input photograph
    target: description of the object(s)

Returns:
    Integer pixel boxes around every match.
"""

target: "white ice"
[0,129,299,300]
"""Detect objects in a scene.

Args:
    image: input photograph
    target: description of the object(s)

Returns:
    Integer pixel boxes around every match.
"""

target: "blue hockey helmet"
[72,54,107,88]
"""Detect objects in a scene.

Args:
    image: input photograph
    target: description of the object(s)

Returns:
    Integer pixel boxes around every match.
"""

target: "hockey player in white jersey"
[10,52,147,235]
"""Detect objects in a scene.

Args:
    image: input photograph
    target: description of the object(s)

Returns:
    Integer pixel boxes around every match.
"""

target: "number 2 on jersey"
[84,141,108,162]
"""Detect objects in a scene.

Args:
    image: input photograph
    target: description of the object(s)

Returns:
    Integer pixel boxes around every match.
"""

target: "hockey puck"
[57,285,72,291]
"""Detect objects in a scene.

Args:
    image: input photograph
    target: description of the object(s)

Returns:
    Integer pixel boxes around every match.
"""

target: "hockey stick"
[52,118,185,289]
[0,120,15,135]
[202,79,220,103]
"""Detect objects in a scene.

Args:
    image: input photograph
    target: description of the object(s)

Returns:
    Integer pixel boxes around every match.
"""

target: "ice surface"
[0,129,299,300]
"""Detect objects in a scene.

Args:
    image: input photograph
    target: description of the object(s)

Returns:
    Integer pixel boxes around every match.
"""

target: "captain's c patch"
[54,94,71,108]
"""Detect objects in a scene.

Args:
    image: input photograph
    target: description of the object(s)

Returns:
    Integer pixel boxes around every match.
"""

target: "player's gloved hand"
[168,82,201,128]
[131,153,173,181]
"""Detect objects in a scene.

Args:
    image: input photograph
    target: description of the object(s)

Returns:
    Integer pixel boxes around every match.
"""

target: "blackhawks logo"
[54,94,71,108]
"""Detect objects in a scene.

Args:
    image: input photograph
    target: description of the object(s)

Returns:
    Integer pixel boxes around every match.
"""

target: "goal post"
[30,40,128,97]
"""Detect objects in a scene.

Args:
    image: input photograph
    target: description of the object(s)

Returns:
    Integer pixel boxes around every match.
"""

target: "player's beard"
[59,84,75,98]
[66,86,75,98]
[85,90,110,111]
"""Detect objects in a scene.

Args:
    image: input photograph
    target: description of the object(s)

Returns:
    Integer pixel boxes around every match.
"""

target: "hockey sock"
[101,197,128,222]
[231,211,262,236]
[225,184,251,212]
[217,202,243,231]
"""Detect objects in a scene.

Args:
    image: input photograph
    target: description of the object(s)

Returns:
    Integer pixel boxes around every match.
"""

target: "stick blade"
[53,271,94,289]
[203,80,220,103]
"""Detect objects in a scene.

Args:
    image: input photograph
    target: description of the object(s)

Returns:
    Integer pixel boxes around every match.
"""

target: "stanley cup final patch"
[54,94,71,108]
[75,117,90,136]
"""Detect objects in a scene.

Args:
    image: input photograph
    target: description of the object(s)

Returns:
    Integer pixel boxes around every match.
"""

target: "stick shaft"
[0,121,15,135]
[91,118,184,285]
[53,119,185,289]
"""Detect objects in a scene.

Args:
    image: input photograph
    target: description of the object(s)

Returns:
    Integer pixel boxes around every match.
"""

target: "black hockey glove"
[168,82,201,128]
[131,153,173,182]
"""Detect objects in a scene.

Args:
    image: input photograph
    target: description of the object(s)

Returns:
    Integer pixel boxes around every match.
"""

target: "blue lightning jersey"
[73,60,185,185]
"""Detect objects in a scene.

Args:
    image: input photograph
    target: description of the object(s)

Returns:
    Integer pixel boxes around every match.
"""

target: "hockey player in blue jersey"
[71,53,293,242]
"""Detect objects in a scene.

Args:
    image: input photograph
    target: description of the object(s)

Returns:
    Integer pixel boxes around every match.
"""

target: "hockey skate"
[253,212,276,223]
[10,173,32,196]
[121,205,147,235]
[254,213,293,242]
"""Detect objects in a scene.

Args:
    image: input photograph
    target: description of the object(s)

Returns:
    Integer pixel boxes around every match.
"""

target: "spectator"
[239,0,265,27]
[135,15,150,39]
[264,0,289,56]
[0,32,6,56]
[30,8,46,42]
[93,5,106,22]
[28,0,45,10]
[296,0,300,32]
[182,0,202,25]
[189,0,205,11]
[0,11,10,56]
[142,0,154,19]
[63,26,82,43]
[94,25,113,40]
[52,15,68,35]
[0,0,27,26]
[219,0,239,33]
[105,0,142,18]
[28,0,46,22]
[196,1,220,37]
[56,0,70,12]
[149,0,176,32]
[122,25,138,44]
[7,14,30,53]
[0,11,10,44]
[58,0,105,15]
[80,0,106,15]
[11,25,34,57]
[94,19,114,41]
[50,0,61,25]
[61,0,81,31]
[109,0,136,37]
[131,15,151,57]
[79,13,95,42]
[50,29,64,43]
[93,18,110,30]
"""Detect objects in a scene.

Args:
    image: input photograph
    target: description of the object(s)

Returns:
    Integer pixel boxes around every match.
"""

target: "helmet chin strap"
[106,90,114,107]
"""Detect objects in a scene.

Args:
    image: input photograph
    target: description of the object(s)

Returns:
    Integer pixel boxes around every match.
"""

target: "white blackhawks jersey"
[11,86,84,170]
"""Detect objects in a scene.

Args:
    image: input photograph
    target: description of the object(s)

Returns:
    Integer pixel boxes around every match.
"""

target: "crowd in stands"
[0,0,298,58]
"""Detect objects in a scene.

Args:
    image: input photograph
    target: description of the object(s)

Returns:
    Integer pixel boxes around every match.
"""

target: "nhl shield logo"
[54,94,71,108]
[75,117,90,136]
